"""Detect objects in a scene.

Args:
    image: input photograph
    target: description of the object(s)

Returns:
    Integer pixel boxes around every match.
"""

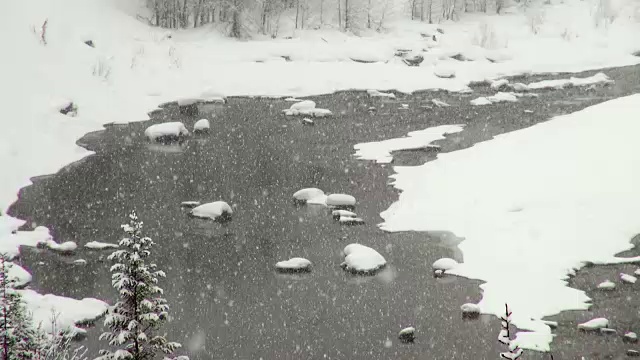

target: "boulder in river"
[190,201,233,222]
[578,318,608,331]
[177,98,199,116]
[460,303,481,318]
[326,194,356,209]
[194,119,210,134]
[145,122,189,143]
[398,327,415,343]
[275,257,312,273]
[293,188,327,205]
[341,243,386,274]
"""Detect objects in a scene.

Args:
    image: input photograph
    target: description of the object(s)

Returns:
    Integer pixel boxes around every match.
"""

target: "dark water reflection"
[9,64,640,359]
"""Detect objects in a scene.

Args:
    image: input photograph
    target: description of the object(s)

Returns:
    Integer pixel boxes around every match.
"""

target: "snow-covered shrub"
[97,211,186,360]
[497,304,523,359]
[38,329,89,360]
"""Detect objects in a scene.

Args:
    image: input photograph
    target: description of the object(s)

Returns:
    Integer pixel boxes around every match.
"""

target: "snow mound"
[326,194,356,207]
[332,209,357,220]
[339,216,365,225]
[470,92,517,105]
[144,122,189,141]
[620,273,637,284]
[597,280,616,290]
[526,73,613,90]
[19,289,108,336]
[432,257,459,272]
[434,67,455,79]
[0,226,52,259]
[194,119,210,133]
[293,188,327,205]
[275,257,312,272]
[8,262,32,288]
[510,83,530,92]
[461,303,481,316]
[490,79,510,91]
[84,241,119,250]
[367,89,396,98]
[284,100,332,117]
[73,259,87,266]
[341,244,386,273]
[354,124,464,163]
[578,318,609,331]
[39,239,77,254]
[190,201,233,221]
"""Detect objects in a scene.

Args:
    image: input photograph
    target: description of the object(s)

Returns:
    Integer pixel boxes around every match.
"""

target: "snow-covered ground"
[1,0,640,348]
[364,94,640,350]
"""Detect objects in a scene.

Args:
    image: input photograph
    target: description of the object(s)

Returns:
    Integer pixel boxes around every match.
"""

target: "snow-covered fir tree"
[0,256,40,360]
[97,211,186,360]
[497,304,523,360]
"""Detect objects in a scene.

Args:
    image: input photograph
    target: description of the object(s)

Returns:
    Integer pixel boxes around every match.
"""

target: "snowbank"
[144,122,190,141]
[369,94,640,351]
[190,201,233,221]
[526,72,613,90]
[341,244,387,273]
[354,125,464,163]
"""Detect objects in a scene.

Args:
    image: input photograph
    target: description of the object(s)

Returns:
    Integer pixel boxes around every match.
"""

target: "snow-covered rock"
[284,100,332,117]
[578,318,609,331]
[470,97,492,106]
[338,216,365,225]
[510,83,530,92]
[193,119,210,133]
[432,257,459,272]
[627,349,640,357]
[190,201,233,221]
[144,122,189,141]
[180,201,201,208]
[635,268,640,276]
[490,79,509,91]
[302,118,314,126]
[332,209,357,220]
[84,241,119,250]
[597,280,616,290]
[431,99,450,107]
[434,67,455,79]
[398,327,415,343]
[624,332,638,343]
[73,259,87,266]
[620,273,637,284]
[367,89,396,99]
[461,303,481,317]
[326,194,356,208]
[39,239,77,254]
[293,188,327,205]
[275,257,312,272]
[341,244,386,273]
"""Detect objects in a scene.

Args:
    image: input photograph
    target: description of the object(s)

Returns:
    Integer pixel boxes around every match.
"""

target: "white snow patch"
[620,273,637,284]
[275,257,312,271]
[432,257,459,272]
[526,73,613,90]
[470,97,493,106]
[471,92,517,105]
[354,124,464,163]
[19,289,108,335]
[293,188,327,205]
[371,94,640,351]
[367,89,396,98]
[144,122,189,141]
[84,241,119,250]
[190,201,233,220]
[326,194,356,207]
[596,280,616,290]
[431,99,450,107]
[284,97,302,102]
[578,318,609,331]
[73,259,87,266]
[0,225,52,259]
[341,244,386,273]
[284,100,332,117]
[39,239,78,253]
[194,119,210,132]
[434,67,455,78]
[635,268,640,276]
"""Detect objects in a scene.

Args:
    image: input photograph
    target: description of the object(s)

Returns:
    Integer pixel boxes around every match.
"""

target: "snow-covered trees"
[497,304,523,360]
[0,257,40,359]
[97,211,185,360]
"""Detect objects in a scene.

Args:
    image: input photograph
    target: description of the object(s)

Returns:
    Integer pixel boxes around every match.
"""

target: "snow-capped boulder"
[432,258,459,273]
[624,332,638,343]
[434,67,455,79]
[177,98,199,116]
[627,349,640,357]
[470,92,517,106]
[398,327,415,343]
[190,201,233,221]
[38,239,77,254]
[341,244,386,274]
[332,209,357,220]
[597,280,616,290]
[621,273,637,284]
[578,318,609,331]
[293,188,327,205]
[470,97,492,106]
[302,118,314,126]
[275,257,312,272]
[326,194,356,208]
[194,119,210,133]
[510,83,530,92]
[338,216,365,225]
[73,259,87,266]
[490,79,509,91]
[144,122,189,142]
[84,241,119,250]
[367,90,396,98]
[461,303,481,318]
[180,201,201,208]
[284,100,332,117]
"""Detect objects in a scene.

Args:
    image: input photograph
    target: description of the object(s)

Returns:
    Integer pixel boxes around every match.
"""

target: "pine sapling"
[97,211,186,360]
[498,304,523,360]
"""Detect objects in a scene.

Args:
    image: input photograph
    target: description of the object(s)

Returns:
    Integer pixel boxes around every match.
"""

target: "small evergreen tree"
[498,304,523,360]
[97,211,185,360]
[0,256,40,360]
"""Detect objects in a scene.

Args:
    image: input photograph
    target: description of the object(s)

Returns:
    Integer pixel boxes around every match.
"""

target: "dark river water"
[8,64,640,359]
